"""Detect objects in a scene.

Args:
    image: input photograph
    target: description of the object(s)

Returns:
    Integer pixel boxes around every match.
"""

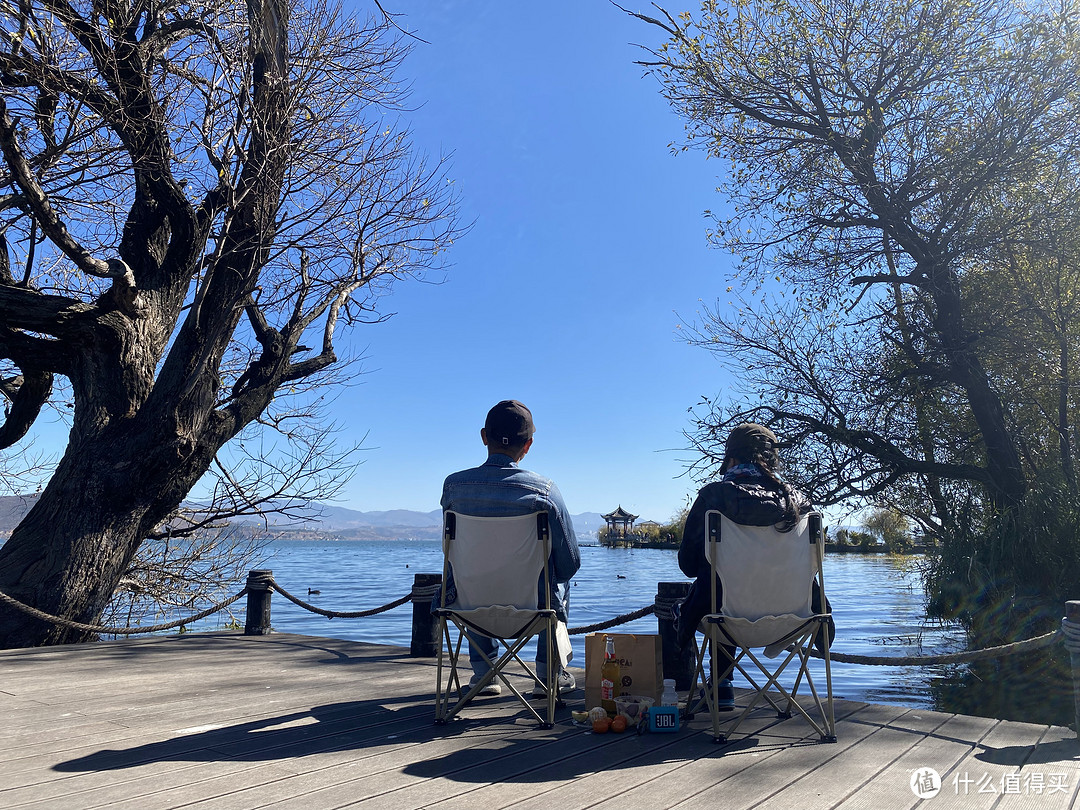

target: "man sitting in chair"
[439,399,581,697]
[675,422,833,707]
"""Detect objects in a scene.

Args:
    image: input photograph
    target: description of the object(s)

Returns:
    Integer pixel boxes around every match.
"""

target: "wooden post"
[1067,601,1080,740]
[656,581,695,690]
[410,573,442,657]
[244,570,274,635]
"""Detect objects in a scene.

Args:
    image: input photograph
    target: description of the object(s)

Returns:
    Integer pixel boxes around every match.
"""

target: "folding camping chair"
[433,510,564,728]
[687,509,836,744]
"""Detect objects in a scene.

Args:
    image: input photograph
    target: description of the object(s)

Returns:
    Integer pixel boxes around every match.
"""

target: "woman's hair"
[723,423,800,531]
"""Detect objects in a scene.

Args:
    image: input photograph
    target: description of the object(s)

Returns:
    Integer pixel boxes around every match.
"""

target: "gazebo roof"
[602,505,639,521]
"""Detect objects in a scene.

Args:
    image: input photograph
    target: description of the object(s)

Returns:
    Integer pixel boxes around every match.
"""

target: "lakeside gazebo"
[602,505,639,539]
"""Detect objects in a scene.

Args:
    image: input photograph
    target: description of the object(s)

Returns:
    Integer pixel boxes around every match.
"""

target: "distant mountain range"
[0,494,38,534]
[0,495,608,542]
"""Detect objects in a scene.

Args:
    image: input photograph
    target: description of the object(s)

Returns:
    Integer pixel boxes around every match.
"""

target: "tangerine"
[610,715,628,733]
[591,717,611,734]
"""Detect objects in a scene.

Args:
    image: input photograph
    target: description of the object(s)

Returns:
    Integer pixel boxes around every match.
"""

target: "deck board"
[1,632,1077,809]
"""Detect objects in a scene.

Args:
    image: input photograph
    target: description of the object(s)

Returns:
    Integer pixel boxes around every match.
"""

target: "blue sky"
[323,1,740,521]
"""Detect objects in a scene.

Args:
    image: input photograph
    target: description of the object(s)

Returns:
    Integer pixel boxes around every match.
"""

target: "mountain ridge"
[0,495,609,541]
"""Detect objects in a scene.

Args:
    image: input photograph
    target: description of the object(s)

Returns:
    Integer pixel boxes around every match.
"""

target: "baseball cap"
[724,423,778,460]
[485,400,535,447]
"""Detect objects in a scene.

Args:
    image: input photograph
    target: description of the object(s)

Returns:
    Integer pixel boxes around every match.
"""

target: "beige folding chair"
[688,509,836,744]
[433,510,562,728]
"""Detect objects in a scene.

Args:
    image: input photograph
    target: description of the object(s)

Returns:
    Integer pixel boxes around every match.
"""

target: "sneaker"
[468,675,502,696]
[717,678,735,710]
[699,677,735,711]
[532,669,576,698]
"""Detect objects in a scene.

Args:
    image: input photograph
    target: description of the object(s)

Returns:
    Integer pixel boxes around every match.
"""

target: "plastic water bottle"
[661,679,678,706]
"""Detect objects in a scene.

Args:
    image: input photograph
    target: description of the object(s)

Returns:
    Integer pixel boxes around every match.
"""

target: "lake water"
[205,539,968,710]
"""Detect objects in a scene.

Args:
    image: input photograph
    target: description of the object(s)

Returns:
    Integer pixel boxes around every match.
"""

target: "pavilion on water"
[602,505,639,539]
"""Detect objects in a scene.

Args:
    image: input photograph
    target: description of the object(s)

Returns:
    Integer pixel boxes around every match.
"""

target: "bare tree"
[631,0,1080,508]
[630,0,1080,631]
[0,0,460,647]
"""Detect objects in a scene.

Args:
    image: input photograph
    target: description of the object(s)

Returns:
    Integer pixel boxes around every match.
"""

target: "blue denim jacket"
[435,453,580,620]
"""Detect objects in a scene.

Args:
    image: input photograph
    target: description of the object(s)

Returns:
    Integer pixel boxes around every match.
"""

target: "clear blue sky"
[328,1,739,521]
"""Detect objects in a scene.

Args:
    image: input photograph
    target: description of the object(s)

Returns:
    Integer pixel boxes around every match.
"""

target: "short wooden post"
[656,581,695,690]
[244,570,274,635]
[410,573,442,657]
[1066,601,1080,740]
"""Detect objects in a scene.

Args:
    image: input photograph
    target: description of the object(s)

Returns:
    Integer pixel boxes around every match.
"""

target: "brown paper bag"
[584,632,664,708]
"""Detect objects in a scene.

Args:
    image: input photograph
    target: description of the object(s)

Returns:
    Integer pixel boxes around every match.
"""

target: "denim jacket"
[435,453,580,620]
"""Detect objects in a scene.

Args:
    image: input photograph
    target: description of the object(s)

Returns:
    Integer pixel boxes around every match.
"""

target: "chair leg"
[709,633,722,743]
[434,621,447,725]
[709,644,730,744]
[434,618,459,725]
[682,631,708,721]
[820,621,837,742]
[543,624,555,728]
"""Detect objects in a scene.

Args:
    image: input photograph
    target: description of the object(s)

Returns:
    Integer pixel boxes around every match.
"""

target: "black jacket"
[679,473,809,580]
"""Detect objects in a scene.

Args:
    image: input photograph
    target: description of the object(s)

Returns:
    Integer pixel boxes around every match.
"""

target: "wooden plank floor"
[1,632,1078,809]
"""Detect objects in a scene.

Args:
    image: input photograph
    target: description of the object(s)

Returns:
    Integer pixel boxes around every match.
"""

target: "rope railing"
[568,600,1067,667]
[269,581,412,619]
[0,586,249,636]
[568,605,655,635]
[0,576,1071,672]
[1061,614,1080,654]
[0,577,660,640]
[818,629,1061,666]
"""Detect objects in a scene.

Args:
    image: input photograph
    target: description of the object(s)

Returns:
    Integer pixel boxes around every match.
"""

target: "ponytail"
[749,449,800,532]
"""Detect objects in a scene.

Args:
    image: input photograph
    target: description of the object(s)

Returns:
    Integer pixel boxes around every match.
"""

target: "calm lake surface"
[212,539,969,710]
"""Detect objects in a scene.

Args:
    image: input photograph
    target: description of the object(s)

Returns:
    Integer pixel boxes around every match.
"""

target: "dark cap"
[724,423,778,462]
[485,400,535,448]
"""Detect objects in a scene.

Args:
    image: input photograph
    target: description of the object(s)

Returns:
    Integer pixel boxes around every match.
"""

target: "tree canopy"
[0,0,460,647]
[633,0,1080,634]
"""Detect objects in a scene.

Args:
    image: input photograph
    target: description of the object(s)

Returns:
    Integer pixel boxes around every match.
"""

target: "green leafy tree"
[660,503,689,545]
[862,507,911,553]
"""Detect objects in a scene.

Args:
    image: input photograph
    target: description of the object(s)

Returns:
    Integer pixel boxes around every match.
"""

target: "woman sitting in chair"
[675,422,831,705]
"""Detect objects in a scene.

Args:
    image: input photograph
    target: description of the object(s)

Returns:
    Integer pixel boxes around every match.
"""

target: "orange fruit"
[610,715,628,733]
[592,717,611,734]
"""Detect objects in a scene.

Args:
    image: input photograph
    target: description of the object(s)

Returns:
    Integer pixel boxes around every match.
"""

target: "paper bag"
[584,632,663,707]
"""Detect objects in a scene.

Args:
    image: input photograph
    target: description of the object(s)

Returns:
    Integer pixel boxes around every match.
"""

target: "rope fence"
[0,575,1068,670]
[270,582,412,619]
[0,586,249,636]
[567,605,655,635]
[819,629,1061,666]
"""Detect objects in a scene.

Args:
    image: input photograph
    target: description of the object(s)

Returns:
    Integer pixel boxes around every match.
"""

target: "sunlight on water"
[186,539,967,710]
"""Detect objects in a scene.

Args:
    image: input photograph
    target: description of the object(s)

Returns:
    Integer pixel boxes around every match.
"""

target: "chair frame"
[688,509,836,744]
[433,510,559,728]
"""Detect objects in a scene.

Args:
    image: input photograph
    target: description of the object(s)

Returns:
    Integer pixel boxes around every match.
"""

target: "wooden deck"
[2,632,1078,809]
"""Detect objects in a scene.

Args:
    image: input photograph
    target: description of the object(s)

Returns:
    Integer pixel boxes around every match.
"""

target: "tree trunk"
[928,263,1027,507]
[0,433,160,646]
[1058,331,1076,494]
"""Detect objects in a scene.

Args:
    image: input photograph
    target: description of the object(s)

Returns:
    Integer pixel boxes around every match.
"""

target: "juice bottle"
[600,635,620,714]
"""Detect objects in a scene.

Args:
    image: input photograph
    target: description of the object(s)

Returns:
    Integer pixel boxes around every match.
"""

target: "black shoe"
[699,677,735,710]
[532,670,576,697]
